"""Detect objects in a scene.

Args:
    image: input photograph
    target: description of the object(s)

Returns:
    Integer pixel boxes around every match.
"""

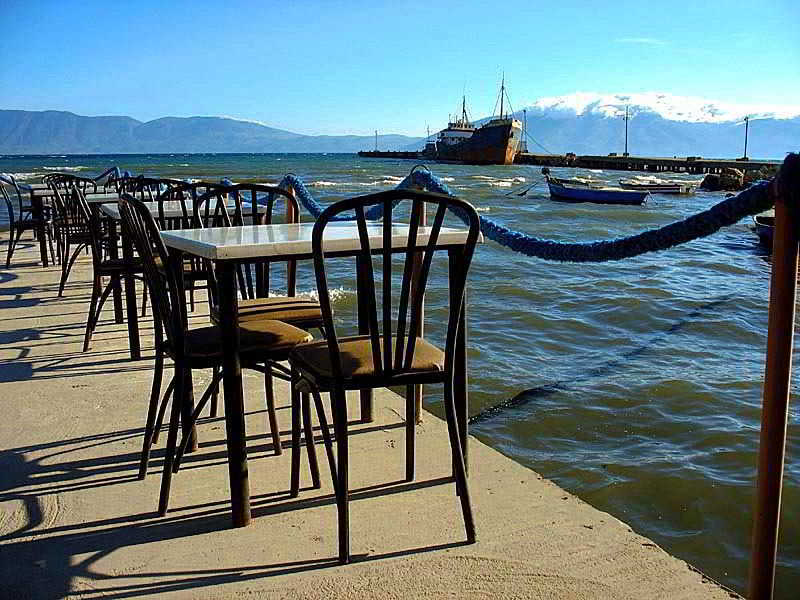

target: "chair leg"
[443,378,476,544]
[59,242,84,296]
[405,384,416,482]
[139,346,166,479]
[173,369,224,473]
[152,377,176,444]
[141,282,148,317]
[332,386,350,564]
[209,365,220,417]
[158,365,186,516]
[302,392,321,489]
[264,366,282,455]
[311,389,339,495]
[189,284,196,312]
[4,226,16,268]
[82,274,103,352]
[290,375,302,498]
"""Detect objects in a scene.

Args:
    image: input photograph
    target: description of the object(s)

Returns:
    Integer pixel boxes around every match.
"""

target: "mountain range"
[2,93,798,158]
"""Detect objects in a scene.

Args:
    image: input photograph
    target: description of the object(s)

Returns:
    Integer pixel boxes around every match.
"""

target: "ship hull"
[436,121,520,165]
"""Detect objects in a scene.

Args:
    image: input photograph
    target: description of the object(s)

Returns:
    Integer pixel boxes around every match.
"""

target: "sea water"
[1,153,797,596]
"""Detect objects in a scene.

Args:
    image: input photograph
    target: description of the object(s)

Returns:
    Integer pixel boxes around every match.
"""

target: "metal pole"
[624,105,629,156]
[748,153,800,599]
[744,116,750,159]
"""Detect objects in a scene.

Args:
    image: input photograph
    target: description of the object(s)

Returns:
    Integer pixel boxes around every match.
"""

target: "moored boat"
[433,76,522,165]
[752,214,774,247]
[546,177,649,205]
[618,176,697,194]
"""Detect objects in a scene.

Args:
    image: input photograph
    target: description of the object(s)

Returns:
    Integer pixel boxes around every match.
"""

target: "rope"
[279,167,775,263]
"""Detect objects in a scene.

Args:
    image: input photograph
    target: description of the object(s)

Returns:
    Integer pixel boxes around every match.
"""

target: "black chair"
[288,188,481,563]
[47,176,95,295]
[73,186,143,351]
[118,194,318,514]
[2,174,55,267]
[201,184,326,453]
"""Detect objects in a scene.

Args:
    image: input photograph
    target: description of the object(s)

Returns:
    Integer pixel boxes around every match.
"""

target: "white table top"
[101,199,266,220]
[160,222,482,260]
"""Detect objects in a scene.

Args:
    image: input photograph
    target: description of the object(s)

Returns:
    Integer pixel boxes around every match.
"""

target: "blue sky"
[1,0,798,136]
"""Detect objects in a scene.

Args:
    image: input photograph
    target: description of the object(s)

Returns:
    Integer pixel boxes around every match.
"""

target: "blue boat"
[546,177,649,205]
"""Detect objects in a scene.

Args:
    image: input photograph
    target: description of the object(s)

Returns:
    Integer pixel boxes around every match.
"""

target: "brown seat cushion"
[290,334,444,383]
[183,319,312,363]
[211,296,323,326]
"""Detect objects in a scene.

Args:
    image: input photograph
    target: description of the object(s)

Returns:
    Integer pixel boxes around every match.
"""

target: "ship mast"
[500,73,505,119]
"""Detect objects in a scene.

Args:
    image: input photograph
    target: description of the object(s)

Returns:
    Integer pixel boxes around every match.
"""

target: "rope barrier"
[279,167,775,263]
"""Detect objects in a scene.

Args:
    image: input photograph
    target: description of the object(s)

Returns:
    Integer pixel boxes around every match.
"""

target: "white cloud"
[522,92,800,123]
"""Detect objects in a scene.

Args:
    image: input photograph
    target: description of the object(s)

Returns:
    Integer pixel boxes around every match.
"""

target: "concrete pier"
[0,240,739,599]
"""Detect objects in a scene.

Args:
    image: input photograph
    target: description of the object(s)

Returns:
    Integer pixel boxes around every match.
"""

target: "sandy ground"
[0,238,740,599]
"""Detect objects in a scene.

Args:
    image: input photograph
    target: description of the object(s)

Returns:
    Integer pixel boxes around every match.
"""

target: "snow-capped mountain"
[522,92,800,123]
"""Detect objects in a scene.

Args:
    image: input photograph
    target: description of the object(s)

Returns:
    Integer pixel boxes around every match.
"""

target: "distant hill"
[405,92,800,159]
[4,92,799,158]
[0,110,423,154]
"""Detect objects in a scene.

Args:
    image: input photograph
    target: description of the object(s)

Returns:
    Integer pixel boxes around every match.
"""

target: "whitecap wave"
[440,176,455,182]
[42,166,87,172]
[489,181,513,187]
[309,180,340,187]
[297,287,356,304]
[476,206,491,212]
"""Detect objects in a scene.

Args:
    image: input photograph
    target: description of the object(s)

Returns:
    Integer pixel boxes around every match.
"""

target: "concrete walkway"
[0,239,739,599]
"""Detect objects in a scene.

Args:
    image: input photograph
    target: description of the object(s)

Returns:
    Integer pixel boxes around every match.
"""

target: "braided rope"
[278,169,775,263]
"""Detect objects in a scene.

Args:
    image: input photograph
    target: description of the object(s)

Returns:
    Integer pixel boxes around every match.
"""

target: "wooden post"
[748,154,799,600]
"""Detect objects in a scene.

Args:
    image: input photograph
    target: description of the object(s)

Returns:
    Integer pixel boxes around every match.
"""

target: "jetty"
[0,240,737,598]
[358,149,780,174]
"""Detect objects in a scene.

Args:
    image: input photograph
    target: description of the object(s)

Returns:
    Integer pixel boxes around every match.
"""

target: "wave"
[309,180,340,187]
[42,166,87,171]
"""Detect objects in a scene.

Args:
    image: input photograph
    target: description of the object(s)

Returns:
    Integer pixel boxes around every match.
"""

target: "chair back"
[72,187,107,268]
[47,177,88,234]
[312,189,480,382]
[197,183,301,299]
[118,194,186,353]
[0,174,30,223]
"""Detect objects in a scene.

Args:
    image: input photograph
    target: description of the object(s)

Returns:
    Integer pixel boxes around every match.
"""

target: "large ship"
[432,78,522,165]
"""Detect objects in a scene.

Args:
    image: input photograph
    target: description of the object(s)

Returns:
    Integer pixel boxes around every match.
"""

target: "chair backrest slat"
[311,189,480,383]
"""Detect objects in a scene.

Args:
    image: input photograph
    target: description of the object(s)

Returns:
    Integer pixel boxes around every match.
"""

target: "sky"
[1,0,798,136]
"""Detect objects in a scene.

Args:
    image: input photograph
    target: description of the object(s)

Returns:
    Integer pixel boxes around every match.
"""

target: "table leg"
[449,249,469,474]
[30,192,48,267]
[216,260,251,527]
[121,218,141,360]
[356,255,373,423]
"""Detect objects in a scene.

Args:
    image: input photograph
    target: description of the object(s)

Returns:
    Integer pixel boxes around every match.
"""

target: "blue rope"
[278,169,775,263]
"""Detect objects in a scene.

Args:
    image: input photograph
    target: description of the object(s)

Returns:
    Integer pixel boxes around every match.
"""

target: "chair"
[1,174,55,267]
[46,176,96,294]
[288,188,481,563]
[73,186,143,351]
[201,184,326,453]
[118,194,318,514]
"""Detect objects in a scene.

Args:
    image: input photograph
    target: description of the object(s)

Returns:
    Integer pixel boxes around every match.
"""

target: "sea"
[2,153,798,596]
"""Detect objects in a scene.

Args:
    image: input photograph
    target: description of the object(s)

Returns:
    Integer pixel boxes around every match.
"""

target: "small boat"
[753,214,774,247]
[618,176,697,194]
[545,176,648,205]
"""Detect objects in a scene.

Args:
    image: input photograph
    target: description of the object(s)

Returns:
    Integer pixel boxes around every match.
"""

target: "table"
[100,200,269,360]
[160,221,481,527]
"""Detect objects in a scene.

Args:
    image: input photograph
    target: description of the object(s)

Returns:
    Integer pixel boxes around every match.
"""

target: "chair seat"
[211,296,324,327]
[174,319,313,367]
[290,335,444,388]
[97,257,143,273]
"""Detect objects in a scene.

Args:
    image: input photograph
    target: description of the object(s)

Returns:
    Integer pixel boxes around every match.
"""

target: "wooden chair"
[1,174,55,267]
[288,188,481,563]
[118,194,318,514]
[47,176,96,295]
[200,184,326,455]
[73,186,143,351]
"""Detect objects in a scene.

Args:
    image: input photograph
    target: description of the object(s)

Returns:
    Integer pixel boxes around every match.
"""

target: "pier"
[359,149,780,174]
[0,240,737,599]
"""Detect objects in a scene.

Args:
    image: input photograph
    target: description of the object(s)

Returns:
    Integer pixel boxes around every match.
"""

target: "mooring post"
[748,153,800,600]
